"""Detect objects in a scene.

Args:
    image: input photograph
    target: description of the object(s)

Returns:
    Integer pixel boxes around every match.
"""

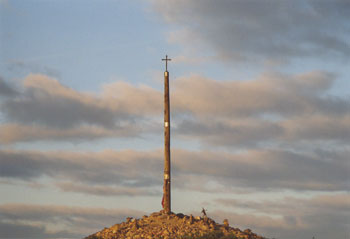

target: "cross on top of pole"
[162,55,171,72]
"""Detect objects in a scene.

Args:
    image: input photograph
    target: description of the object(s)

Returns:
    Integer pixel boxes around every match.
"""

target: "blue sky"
[0,1,349,239]
[1,0,167,89]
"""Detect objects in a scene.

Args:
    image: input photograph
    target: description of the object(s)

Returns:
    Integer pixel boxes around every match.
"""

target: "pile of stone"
[84,211,265,239]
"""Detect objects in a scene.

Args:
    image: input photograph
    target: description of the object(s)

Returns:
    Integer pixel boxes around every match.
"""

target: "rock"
[189,214,194,224]
[201,225,209,230]
[132,223,138,230]
[176,213,185,218]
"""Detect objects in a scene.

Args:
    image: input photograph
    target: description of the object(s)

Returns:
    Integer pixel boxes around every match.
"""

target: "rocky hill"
[84,211,266,239]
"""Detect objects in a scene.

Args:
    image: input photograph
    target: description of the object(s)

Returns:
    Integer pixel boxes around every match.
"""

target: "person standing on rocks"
[201,208,207,217]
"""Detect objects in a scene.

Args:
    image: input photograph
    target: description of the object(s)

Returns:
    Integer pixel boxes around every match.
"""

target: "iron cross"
[162,55,171,71]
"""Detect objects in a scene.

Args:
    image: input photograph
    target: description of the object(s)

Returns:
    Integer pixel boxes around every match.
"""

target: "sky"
[0,0,349,239]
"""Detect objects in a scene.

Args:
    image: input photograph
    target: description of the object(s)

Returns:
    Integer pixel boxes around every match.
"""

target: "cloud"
[0,148,348,193]
[3,74,123,128]
[216,193,350,217]
[1,74,162,128]
[173,113,350,148]
[56,182,161,197]
[0,221,78,239]
[7,60,61,77]
[209,209,349,239]
[282,114,350,142]
[171,71,350,147]
[0,123,140,144]
[0,146,347,239]
[172,149,349,192]
[214,193,350,239]
[0,203,144,239]
[0,77,17,97]
[101,80,162,115]
[0,74,162,143]
[0,149,163,189]
[174,118,284,147]
[172,71,342,117]
[151,0,350,63]
[1,71,349,147]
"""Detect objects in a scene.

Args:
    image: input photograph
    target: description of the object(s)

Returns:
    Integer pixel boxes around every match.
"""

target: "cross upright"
[162,54,171,214]
[162,55,171,72]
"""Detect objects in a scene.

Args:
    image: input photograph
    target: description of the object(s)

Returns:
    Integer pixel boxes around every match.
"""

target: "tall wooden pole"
[162,55,171,214]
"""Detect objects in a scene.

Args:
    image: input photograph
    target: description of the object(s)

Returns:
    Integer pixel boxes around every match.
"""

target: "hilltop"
[84,211,266,239]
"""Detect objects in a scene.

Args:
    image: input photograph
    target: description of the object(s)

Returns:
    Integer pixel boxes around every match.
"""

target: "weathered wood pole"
[162,55,171,214]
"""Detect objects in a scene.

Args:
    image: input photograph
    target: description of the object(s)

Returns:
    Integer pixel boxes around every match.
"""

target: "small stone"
[189,214,194,224]
[244,228,252,233]
[176,213,185,218]
[201,225,209,230]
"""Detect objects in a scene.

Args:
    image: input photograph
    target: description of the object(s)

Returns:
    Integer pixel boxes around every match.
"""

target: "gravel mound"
[84,211,266,239]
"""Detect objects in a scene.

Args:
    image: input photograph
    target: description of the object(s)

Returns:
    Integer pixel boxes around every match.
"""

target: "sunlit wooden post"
[162,55,171,214]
